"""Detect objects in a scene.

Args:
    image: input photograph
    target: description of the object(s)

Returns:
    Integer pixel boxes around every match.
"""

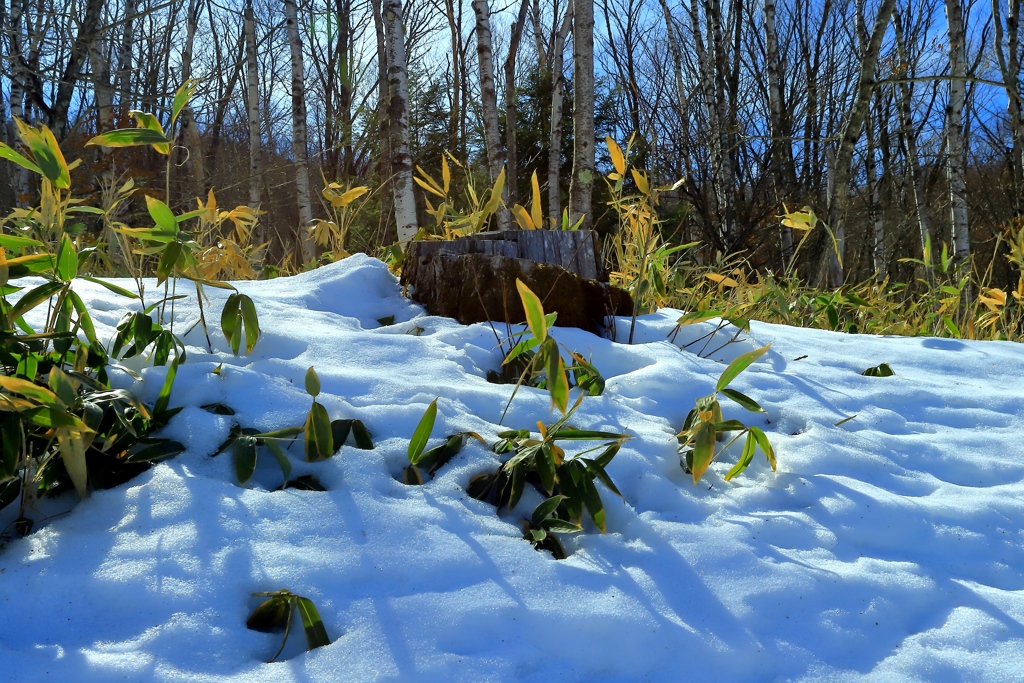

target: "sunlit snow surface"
[3,254,1024,682]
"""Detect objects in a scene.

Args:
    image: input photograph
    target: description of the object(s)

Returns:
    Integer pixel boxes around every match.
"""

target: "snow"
[3,253,1024,682]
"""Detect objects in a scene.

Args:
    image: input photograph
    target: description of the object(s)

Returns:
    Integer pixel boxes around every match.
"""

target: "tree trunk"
[547,2,573,228]
[472,0,510,230]
[371,0,395,243]
[504,0,530,210]
[244,1,264,238]
[50,0,105,140]
[943,0,970,265]
[383,0,419,243]
[892,6,932,264]
[177,0,205,204]
[115,0,138,111]
[284,0,317,263]
[569,0,595,231]
[993,0,1024,213]
[764,0,794,263]
[820,0,897,288]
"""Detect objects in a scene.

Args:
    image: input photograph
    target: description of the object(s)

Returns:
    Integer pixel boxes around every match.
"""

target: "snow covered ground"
[3,254,1024,682]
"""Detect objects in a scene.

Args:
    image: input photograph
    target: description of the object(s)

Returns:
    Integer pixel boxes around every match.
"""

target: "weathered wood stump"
[401,231,633,335]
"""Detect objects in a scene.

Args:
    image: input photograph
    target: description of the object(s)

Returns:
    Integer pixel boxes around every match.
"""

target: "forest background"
[2,0,1024,332]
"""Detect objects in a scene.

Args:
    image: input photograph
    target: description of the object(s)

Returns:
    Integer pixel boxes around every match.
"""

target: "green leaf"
[0,140,43,176]
[578,466,607,533]
[67,291,97,344]
[516,279,547,342]
[124,439,186,463]
[247,595,291,632]
[861,363,894,377]
[0,374,61,406]
[10,281,63,321]
[403,464,425,485]
[531,495,566,526]
[48,366,78,407]
[535,444,556,495]
[750,426,776,471]
[408,398,437,464]
[543,338,569,415]
[86,127,171,149]
[724,431,758,481]
[712,419,747,433]
[690,420,717,484]
[56,429,89,498]
[584,460,622,498]
[716,344,770,391]
[550,428,627,441]
[295,597,331,650]
[146,195,178,234]
[0,477,20,511]
[170,79,197,128]
[304,401,334,461]
[156,240,182,285]
[129,111,171,154]
[154,356,181,417]
[78,276,139,299]
[239,294,261,353]
[52,234,76,282]
[305,366,321,398]
[263,439,293,483]
[0,233,45,252]
[233,436,258,485]
[543,518,582,534]
[221,293,243,355]
[25,125,70,188]
[719,388,763,412]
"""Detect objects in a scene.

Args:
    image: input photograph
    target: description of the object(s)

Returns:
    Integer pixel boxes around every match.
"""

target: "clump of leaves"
[246,589,331,663]
[403,398,485,484]
[216,367,373,486]
[677,345,776,484]
[414,153,505,238]
[495,279,607,424]
[468,395,629,535]
[0,121,186,531]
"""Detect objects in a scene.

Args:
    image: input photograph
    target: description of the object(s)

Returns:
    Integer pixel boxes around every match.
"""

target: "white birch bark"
[943,0,970,264]
[569,0,595,231]
[284,0,316,263]
[472,0,510,230]
[383,0,419,244]
[244,1,263,213]
[547,2,573,227]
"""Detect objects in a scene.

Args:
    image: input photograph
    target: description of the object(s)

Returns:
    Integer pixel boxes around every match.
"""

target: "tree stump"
[401,231,633,335]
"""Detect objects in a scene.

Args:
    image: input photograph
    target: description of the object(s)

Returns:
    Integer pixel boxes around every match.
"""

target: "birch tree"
[284,0,317,262]
[943,0,970,265]
[471,0,510,230]
[569,0,596,231]
[383,0,419,243]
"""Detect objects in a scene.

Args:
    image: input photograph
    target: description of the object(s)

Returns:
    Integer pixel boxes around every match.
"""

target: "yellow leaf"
[331,186,369,208]
[631,168,649,195]
[512,204,536,230]
[414,176,446,198]
[442,155,451,194]
[607,136,626,175]
[530,171,543,231]
[705,272,739,288]
[781,205,817,232]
